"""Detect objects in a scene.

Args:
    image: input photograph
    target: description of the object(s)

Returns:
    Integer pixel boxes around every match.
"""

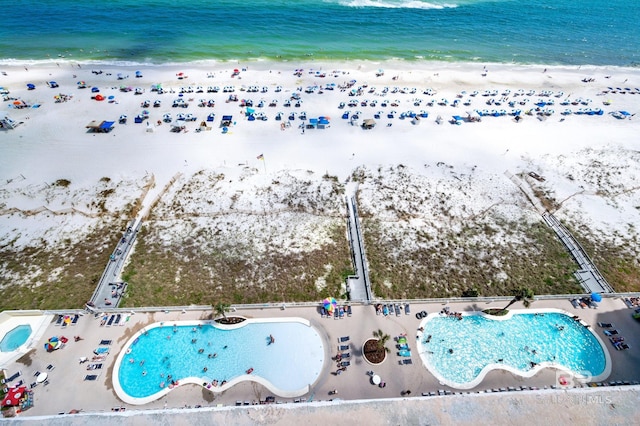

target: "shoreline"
[2,58,639,74]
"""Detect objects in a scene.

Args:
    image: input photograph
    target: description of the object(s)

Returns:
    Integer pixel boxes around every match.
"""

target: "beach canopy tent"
[2,386,27,407]
[221,115,233,127]
[317,117,330,129]
[77,81,87,88]
[26,83,35,90]
[0,114,20,129]
[135,70,143,78]
[47,81,59,88]
[86,120,115,133]
[362,118,376,129]
[94,94,105,101]
[91,87,100,93]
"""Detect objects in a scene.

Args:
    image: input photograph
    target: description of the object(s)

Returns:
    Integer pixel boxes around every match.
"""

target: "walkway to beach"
[345,193,372,302]
[543,213,614,293]
[88,220,140,309]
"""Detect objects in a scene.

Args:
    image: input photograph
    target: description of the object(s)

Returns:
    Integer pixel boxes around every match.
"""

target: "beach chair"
[93,347,109,355]
[84,375,98,381]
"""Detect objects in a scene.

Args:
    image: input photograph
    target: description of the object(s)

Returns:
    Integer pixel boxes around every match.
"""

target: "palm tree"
[372,329,390,353]
[502,287,534,312]
[213,302,229,320]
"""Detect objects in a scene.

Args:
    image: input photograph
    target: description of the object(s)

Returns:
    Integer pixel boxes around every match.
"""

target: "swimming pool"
[0,324,32,352]
[114,317,325,404]
[418,310,610,389]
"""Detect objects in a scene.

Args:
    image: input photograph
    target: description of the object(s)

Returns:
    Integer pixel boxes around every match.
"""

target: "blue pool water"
[118,320,324,399]
[0,325,32,352]
[420,312,606,387]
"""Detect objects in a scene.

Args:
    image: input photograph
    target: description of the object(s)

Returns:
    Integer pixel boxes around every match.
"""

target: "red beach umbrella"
[2,386,26,407]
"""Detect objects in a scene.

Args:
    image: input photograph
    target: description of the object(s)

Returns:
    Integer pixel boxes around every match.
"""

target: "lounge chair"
[93,347,109,355]
[46,364,55,371]
[398,349,411,357]
[570,299,579,308]
[30,382,37,389]
[84,375,98,381]
[55,315,63,325]
[106,315,115,326]
[33,371,41,377]
[87,363,103,370]
[340,361,350,367]
[604,330,619,336]
[72,314,80,324]
[598,322,614,328]
[404,304,410,315]
[339,336,350,342]
[99,339,112,345]
[1,371,22,384]
[346,305,352,316]
[616,343,630,351]
[339,345,349,351]
[342,353,351,358]
[402,359,413,365]
[394,304,401,316]
[113,314,122,326]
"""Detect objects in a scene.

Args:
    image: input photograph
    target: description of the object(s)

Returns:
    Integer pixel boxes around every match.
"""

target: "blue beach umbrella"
[591,293,602,302]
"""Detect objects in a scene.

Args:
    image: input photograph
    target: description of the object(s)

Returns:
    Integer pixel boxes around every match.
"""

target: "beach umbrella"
[323,297,337,313]
[591,293,602,302]
[2,386,26,407]
[44,336,60,352]
[91,87,100,93]
[26,83,35,90]
[95,94,105,101]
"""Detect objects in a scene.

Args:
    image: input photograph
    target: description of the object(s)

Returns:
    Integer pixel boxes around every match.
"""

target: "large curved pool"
[114,318,325,404]
[0,324,32,352]
[418,310,609,389]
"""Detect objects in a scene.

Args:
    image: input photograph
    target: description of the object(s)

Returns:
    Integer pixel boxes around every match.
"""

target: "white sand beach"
[2,60,640,421]
[2,61,640,300]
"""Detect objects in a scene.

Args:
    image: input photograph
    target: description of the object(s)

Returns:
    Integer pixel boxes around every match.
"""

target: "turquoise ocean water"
[1,0,638,66]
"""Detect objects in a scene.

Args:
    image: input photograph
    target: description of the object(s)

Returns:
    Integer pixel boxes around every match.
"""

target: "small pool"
[114,318,325,404]
[418,310,609,389]
[0,324,32,352]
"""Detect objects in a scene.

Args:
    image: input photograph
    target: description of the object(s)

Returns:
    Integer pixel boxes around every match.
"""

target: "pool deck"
[4,296,640,419]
